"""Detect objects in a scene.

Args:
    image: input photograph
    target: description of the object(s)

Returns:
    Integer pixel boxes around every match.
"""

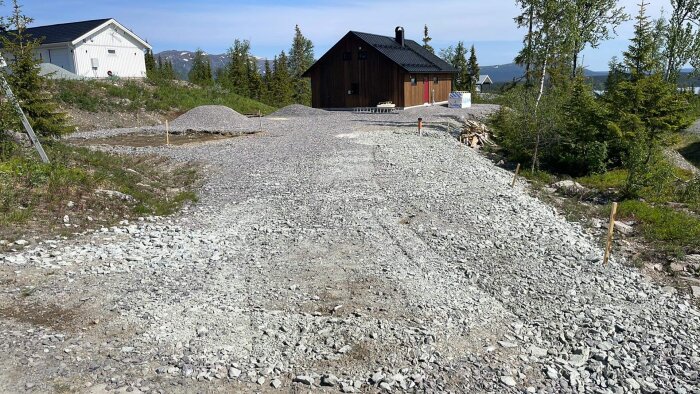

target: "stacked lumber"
[459,120,493,149]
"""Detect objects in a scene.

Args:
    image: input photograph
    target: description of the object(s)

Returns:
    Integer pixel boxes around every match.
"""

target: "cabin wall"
[402,73,453,107]
[308,34,404,108]
[73,23,147,78]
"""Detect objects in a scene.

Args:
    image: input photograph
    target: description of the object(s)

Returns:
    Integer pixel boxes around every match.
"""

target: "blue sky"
[16,0,665,70]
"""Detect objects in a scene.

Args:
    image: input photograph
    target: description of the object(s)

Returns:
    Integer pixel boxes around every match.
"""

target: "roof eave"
[70,18,152,49]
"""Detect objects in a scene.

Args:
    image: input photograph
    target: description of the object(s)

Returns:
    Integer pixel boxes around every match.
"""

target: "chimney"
[395,26,405,47]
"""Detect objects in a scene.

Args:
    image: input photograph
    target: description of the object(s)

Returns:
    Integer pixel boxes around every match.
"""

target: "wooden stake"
[418,117,423,137]
[165,120,170,145]
[603,202,618,265]
[511,163,521,187]
[258,110,262,131]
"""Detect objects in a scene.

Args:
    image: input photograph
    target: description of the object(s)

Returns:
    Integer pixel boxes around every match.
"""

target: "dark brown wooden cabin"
[302,27,457,109]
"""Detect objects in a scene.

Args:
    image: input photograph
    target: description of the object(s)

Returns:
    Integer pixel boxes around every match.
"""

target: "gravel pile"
[170,105,253,132]
[2,105,699,393]
[267,104,331,118]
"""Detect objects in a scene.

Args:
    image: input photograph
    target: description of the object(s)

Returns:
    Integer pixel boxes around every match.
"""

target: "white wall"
[73,23,148,79]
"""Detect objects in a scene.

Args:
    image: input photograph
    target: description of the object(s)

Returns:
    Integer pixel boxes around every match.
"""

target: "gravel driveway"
[2,105,699,393]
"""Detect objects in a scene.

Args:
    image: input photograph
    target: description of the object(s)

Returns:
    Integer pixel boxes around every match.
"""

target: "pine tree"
[288,25,314,105]
[451,42,469,91]
[188,49,212,86]
[144,49,157,79]
[0,0,72,137]
[422,25,434,53]
[467,45,480,94]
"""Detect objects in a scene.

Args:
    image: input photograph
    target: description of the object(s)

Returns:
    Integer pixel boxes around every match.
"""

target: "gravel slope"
[1,105,699,393]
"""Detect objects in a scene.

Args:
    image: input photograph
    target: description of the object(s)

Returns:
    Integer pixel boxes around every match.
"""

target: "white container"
[448,91,472,109]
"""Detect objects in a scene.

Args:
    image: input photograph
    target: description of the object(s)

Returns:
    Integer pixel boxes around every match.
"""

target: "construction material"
[511,163,521,187]
[459,119,492,149]
[353,106,400,114]
[268,104,331,117]
[170,105,252,132]
[448,91,472,109]
[604,202,618,265]
[0,55,50,163]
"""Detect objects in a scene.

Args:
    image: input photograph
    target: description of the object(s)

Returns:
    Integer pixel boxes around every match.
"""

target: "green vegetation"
[617,200,700,253]
[486,0,700,264]
[188,49,214,86]
[52,78,275,115]
[422,25,434,54]
[0,0,72,138]
[0,142,198,241]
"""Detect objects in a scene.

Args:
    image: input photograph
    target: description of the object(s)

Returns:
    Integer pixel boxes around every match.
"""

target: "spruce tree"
[272,51,293,106]
[225,39,251,96]
[623,1,659,79]
[422,25,435,53]
[262,59,273,105]
[451,42,469,91]
[467,45,480,94]
[0,0,72,137]
[144,49,157,79]
[607,1,690,196]
[188,49,212,86]
[288,25,314,105]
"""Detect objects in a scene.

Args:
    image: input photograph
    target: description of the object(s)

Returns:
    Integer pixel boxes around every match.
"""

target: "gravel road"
[2,105,699,393]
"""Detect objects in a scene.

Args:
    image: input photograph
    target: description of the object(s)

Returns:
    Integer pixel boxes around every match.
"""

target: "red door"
[423,76,430,103]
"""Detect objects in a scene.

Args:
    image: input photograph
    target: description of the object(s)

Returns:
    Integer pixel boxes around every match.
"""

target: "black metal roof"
[350,31,456,73]
[304,30,457,76]
[9,19,111,44]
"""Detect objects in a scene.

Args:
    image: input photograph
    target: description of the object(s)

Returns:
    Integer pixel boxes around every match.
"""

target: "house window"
[358,51,368,60]
[108,49,116,55]
[410,76,417,86]
[433,76,439,84]
[343,52,351,61]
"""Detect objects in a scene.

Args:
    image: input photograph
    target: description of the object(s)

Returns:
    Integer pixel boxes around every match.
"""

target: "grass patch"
[520,169,554,185]
[52,79,276,115]
[577,169,627,190]
[0,142,198,245]
[617,200,700,254]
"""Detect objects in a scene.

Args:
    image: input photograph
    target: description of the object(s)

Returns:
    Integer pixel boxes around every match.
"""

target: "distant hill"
[481,63,607,83]
[155,50,268,80]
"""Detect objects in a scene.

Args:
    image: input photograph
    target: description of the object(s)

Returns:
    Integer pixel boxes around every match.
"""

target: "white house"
[476,75,493,93]
[24,18,151,79]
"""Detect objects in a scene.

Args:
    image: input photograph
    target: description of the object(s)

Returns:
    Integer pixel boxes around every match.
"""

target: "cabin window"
[343,52,351,61]
[410,76,417,86]
[348,83,359,95]
[433,76,439,84]
[108,49,116,55]
[358,51,368,60]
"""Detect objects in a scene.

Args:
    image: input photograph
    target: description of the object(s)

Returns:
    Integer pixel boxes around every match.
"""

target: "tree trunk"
[531,52,549,173]
[525,5,534,86]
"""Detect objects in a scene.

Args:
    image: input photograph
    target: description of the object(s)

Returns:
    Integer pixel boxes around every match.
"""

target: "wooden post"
[258,110,262,131]
[511,163,521,188]
[603,202,618,265]
[165,120,170,145]
[418,117,423,137]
